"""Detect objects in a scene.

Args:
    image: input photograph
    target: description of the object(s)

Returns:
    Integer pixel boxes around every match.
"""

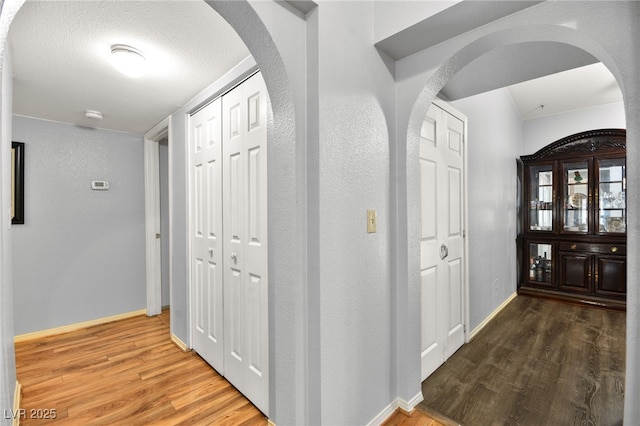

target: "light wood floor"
[15,310,267,425]
[383,407,459,426]
[15,310,448,425]
[419,295,626,426]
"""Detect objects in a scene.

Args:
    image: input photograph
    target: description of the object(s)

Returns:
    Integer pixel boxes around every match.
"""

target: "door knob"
[440,244,449,260]
[208,247,214,257]
[231,252,238,265]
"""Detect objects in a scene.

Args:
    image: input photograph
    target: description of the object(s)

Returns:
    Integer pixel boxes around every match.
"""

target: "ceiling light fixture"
[85,110,103,120]
[110,44,146,78]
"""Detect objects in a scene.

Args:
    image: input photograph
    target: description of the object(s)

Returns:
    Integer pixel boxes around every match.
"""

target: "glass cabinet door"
[598,158,626,234]
[527,243,552,284]
[528,165,553,231]
[563,161,589,233]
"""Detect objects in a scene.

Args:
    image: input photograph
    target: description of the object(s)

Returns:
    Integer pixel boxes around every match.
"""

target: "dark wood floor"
[419,295,626,426]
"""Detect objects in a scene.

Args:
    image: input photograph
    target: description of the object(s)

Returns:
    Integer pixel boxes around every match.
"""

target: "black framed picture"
[12,141,25,224]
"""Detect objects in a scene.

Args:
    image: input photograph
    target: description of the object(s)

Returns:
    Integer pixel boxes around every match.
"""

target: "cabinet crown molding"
[522,128,626,161]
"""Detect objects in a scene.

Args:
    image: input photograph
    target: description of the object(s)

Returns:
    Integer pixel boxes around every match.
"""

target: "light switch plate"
[91,180,109,190]
[367,209,377,233]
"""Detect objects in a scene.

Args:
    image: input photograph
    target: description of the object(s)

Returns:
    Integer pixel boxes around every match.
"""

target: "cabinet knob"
[611,246,619,253]
[570,243,577,250]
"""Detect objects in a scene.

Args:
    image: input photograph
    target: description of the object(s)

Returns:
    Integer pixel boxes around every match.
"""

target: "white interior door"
[222,72,269,414]
[420,101,466,381]
[189,97,224,373]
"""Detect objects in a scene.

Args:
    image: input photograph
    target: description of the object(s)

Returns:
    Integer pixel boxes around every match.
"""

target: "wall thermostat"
[91,180,110,190]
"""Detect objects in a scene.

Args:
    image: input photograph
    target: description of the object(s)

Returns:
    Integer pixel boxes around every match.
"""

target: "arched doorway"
[401,22,636,421]
[0,1,303,424]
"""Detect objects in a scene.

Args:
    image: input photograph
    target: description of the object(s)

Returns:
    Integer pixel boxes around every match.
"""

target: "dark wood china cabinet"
[517,129,626,310]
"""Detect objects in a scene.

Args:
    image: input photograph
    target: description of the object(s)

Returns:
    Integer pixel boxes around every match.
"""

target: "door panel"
[420,106,443,380]
[194,258,204,333]
[597,257,626,296]
[421,102,466,381]
[223,73,269,414]
[421,267,440,379]
[448,167,462,236]
[189,97,224,373]
[446,257,464,358]
[444,113,465,358]
[559,253,591,293]
[228,267,243,363]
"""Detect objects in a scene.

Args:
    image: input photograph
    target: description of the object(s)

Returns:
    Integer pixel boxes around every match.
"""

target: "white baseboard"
[13,381,22,426]
[368,401,396,426]
[398,391,424,412]
[469,292,517,341]
[14,309,147,343]
[171,333,189,352]
[367,392,423,426]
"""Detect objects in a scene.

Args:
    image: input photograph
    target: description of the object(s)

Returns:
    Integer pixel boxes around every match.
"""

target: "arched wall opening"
[0,1,303,424]
[403,23,636,420]
[204,3,304,422]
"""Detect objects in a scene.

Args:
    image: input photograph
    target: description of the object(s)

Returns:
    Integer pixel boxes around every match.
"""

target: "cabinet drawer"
[559,242,626,255]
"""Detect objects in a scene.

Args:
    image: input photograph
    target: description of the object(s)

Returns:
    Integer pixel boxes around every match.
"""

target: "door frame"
[144,117,171,317]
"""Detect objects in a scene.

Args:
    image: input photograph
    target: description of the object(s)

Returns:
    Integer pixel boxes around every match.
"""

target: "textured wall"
[12,116,146,335]
[452,88,523,330]
[523,102,626,154]
[316,2,395,424]
[0,37,17,426]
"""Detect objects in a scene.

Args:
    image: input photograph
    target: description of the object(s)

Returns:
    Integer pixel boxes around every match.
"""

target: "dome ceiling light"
[84,110,103,120]
[110,44,147,78]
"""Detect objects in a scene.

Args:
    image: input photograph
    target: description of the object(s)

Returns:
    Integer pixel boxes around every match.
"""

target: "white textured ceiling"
[506,62,622,120]
[8,1,623,135]
[9,0,250,134]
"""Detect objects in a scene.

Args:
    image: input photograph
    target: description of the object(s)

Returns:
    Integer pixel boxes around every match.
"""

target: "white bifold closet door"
[190,96,224,372]
[189,72,268,415]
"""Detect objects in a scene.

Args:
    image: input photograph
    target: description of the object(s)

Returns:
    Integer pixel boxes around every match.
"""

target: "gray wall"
[0,43,16,424]
[450,93,626,333]
[12,116,146,335]
[315,3,395,424]
[523,102,626,154]
[451,88,523,330]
